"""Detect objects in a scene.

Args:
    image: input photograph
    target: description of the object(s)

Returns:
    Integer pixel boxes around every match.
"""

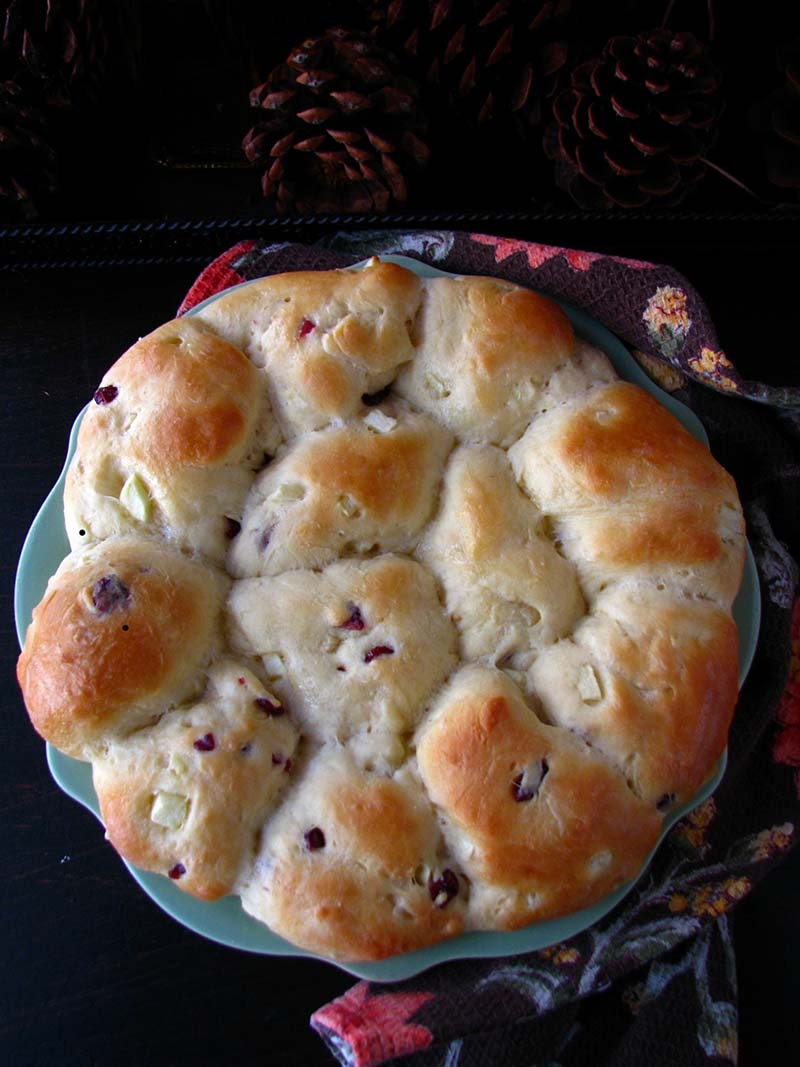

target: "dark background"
[2,0,800,223]
[2,0,799,1064]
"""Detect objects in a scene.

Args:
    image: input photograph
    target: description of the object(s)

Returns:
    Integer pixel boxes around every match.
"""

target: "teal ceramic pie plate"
[14,256,761,982]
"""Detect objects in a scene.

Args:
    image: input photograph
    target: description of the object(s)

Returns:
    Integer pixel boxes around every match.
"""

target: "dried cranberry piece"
[193,733,216,752]
[168,863,186,880]
[91,574,130,614]
[511,759,549,802]
[284,758,292,773]
[656,792,676,812]
[364,645,394,663]
[271,752,284,766]
[93,384,118,405]
[254,696,284,717]
[298,318,316,338]
[224,516,241,539]
[304,827,325,851]
[339,603,365,631]
[428,869,459,908]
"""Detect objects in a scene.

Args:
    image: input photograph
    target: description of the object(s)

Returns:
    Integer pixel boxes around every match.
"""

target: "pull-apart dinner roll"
[64,317,280,563]
[18,536,226,759]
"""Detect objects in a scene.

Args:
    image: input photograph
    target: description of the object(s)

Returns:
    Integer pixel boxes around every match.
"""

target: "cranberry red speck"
[304,826,326,851]
[254,696,283,717]
[364,645,394,664]
[429,868,459,908]
[193,733,216,752]
[91,574,130,614]
[168,863,186,880]
[298,318,316,338]
[93,384,118,405]
[339,603,365,631]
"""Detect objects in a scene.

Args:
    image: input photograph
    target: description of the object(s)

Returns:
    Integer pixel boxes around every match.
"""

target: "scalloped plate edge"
[15,256,760,981]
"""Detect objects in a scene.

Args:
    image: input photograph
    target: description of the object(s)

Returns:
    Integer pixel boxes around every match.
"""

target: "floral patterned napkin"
[180,231,800,1067]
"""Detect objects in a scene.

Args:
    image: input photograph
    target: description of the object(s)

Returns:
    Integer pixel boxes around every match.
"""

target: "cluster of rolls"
[16,259,745,961]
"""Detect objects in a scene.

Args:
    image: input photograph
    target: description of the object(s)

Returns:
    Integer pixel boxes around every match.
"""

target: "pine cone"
[1,0,136,102]
[362,0,570,127]
[243,27,430,215]
[546,30,722,209]
[0,78,57,219]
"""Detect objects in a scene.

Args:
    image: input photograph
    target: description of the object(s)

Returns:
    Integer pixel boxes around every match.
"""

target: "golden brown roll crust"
[64,317,280,563]
[93,660,298,900]
[229,405,452,577]
[510,380,735,508]
[239,750,465,961]
[17,258,746,963]
[509,381,745,606]
[528,585,740,807]
[550,498,745,606]
[395,274,577,446]
[416,667,661,928]
[193,258,422,436]
[17,536,225,759]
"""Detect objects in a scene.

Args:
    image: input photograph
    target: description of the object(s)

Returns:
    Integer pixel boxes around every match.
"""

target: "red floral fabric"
[312,986,434,1067]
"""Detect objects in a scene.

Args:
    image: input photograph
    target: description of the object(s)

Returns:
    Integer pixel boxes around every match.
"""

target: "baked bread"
[17,257,746,962]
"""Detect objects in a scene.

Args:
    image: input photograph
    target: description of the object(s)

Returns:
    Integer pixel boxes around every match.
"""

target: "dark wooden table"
[2,216,798,1066]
